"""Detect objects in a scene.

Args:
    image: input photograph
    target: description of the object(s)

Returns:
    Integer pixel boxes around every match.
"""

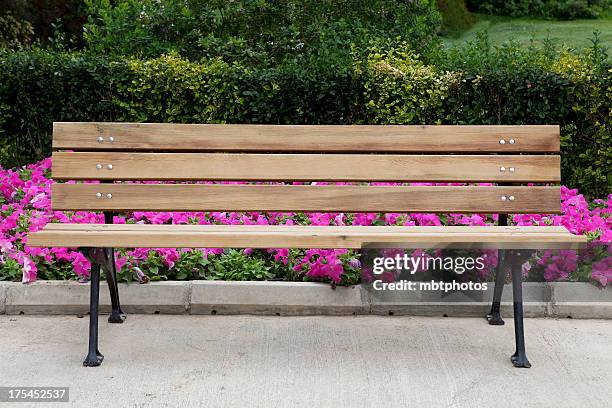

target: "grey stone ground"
[0,315,611,408]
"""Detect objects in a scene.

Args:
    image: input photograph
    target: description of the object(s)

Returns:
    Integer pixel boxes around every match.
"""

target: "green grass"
[443,14,612,50]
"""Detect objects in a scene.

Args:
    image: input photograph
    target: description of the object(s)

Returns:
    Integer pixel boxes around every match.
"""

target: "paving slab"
[0,315,610,408]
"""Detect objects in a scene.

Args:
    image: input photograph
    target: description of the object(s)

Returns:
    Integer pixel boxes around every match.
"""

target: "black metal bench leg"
[487,213,508,325]
[103,212,126,324]
[487,250,506,325]
[511,251,531,368]
[83,262,104,367]
[104,248,126,324]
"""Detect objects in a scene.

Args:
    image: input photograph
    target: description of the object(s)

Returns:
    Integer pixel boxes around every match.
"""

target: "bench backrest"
[50,123,562,214]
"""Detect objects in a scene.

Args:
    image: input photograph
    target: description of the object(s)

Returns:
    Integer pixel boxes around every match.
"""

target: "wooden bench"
[28,122,586,367]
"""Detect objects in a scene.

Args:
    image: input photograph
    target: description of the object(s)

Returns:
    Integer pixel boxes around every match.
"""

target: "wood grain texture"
[27,224,585,248]
[52,123,561,153]
[51,152,561,182]
[51,184,561,213]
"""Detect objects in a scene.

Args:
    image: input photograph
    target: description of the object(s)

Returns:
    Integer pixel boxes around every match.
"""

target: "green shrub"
[1,0,87,47]
[436,0,475,35]
[111,53,362,125]
[111,54,236,123]
[0,12,34,50]
[83,0,443,65]
[466,0,612,20]
[357,43,461,124]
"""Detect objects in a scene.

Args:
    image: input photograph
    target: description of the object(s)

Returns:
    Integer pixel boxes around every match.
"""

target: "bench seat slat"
[53,123,561,153]
[27,224,585,249]
[51,184,561,214]
[52,152,561,182]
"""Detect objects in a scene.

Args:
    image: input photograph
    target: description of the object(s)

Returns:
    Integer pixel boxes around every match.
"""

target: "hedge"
[0,44,610,197]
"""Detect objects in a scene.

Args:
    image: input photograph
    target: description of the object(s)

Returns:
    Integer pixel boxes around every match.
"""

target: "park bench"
[27,122,586,368]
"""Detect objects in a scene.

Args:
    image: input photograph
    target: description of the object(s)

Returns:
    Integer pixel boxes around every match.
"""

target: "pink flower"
[156,248,179,269]
[309,213,331,226]
[21,256,37,283]
[115,255,127,272]
[272,248,289,265]
[413,213,442,226]
[592,258,612,286]
[71,252,91,277]
[334,213,346,226]
[349,258,361,269]
[543,251,578,281]
[0,237,13,253]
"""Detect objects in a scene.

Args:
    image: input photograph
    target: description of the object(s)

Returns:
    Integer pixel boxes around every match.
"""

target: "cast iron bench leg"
[487,213,507,325]
[511,250,531,368]
[103,212,126,323]
[83,257,104,367]
[104,247,126,324]
[487,249,506,325]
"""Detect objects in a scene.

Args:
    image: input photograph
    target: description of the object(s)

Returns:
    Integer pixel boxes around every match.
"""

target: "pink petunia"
[591,258,612,286]
[21,256,38,283]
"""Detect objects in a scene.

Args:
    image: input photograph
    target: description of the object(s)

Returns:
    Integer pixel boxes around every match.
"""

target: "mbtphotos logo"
[371,253,489,292]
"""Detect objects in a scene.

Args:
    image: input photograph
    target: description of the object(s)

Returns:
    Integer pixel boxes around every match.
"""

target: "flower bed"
[1,159,610,286]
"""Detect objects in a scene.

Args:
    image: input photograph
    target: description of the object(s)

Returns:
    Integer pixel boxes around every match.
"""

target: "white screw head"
[97,136,104,143]
[501,195,508,201]
[499,139,506,145]
[509,139,515,144]
[96,192,102,198]
[509,167,515,173]
[509,195,515,201]
[500,166,506,172]
[109,136,115,143]
[107,164,113,170]
[106,193,113,199]
[96,164,102,170]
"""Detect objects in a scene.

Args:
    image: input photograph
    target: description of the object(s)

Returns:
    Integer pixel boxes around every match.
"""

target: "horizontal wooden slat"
[27,224,585,248]
[51,184,561,213]
[53,123,560,153]
[52,152,561,182]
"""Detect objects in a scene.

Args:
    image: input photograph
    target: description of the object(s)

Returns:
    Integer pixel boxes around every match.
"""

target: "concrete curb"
[191,281,367,315]
[550,282,612,319]
[366,282,555,317]
[0,281,611,318]
[3,281,190,315]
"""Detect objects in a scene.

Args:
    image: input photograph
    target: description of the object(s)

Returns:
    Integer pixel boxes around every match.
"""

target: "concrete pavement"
[0,315,611,408]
